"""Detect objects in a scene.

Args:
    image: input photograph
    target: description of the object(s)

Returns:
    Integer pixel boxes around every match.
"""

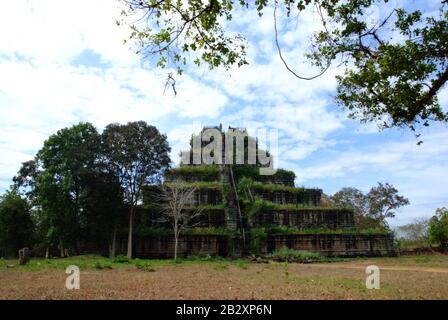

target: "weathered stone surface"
[254,208,355,229]
[115,235,230,259]
[266,234,397,257]
[18,247,31,265]
[252,189,322,206]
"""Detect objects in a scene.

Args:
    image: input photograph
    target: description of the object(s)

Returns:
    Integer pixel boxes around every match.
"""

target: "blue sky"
[0,0,447,226]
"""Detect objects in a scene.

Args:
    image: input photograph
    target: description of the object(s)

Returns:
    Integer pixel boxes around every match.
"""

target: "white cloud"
[0,0,447,230]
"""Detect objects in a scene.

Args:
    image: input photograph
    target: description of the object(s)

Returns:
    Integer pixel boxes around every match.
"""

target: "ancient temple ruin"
[111,126,397,258]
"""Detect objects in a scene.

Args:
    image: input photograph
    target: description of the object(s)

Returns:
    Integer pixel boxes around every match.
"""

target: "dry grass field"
[1,254,448,299]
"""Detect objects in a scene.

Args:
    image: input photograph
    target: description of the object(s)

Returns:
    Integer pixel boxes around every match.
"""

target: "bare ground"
[1,256,448,299]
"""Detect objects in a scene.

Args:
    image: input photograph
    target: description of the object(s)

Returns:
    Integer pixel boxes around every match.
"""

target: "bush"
[248,227,268,254]
[270,247,323,263]
[134,260,155,272]
[94,262,113,270]
[113,254,130,263]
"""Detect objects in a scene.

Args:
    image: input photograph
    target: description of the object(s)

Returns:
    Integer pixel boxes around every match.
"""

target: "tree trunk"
[45,247,49,259]
[126,206,134,259]
[174,224,178,260]
[174,233,178,261]
[59,239,64,258]
[109,227,117,259]
[74,240,80,256]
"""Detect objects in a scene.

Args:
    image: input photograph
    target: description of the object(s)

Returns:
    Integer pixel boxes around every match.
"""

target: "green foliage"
[101,121,171,258]
[168,165,220,176]
[309,4,448,132]
[250,182,306,194]
[270,247,323,263]
[429,207,448,250]
[133,226,236,237]
[242,198,276,218]
[270,169,296,183]
[232,166,295,184]
[0,189,34,257]
[165,181,223,190]
[113,254,130,263]
[248,227,268,253]
[134,259,155,272]
[35,122,101,251]
[122,1,448,132]
[332,183,409,228]
[395,218,430,248]
[7,121,172,258]
[94,261,113,270]
[262,225,389,235]
[268,204,353,212]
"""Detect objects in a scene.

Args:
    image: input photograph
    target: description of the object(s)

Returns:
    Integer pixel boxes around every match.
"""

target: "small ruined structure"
[18,247,30,265]
[111,126,397,258]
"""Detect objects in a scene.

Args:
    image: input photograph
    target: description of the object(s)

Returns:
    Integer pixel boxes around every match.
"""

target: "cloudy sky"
[0,0,447,226]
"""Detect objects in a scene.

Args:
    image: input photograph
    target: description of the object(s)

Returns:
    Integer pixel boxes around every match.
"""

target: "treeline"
[326,186,448,250]
[0,121,170,258]
[395,208,448,251]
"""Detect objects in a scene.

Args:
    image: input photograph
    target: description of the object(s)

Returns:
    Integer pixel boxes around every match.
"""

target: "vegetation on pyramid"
[139,125,396,258]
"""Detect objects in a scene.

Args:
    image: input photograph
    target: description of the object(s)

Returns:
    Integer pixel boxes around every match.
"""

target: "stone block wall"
[138,207,227,228]
[254,208,355,229]
[115,235,229,259]
[253,189,322,206]
[266,233,397,257]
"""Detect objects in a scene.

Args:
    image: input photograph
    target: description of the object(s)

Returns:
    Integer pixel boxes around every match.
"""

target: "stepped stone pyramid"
[115,125,397,258]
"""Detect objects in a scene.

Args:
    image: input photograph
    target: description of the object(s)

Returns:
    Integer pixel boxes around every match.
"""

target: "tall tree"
[366,182,410,224]
[120,0,448,133]
[0,189,34,257]
[332,187,368,224]
[36,122,100,256]
[13,124,126,258]
[80,170,125,258]
[396,218,430,247]
[332,182,409,228]
[101,121,171,258]
[429,207,448,251]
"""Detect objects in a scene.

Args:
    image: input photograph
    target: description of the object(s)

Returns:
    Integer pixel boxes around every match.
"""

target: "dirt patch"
[1,262,448,299]
[306,263,448,273]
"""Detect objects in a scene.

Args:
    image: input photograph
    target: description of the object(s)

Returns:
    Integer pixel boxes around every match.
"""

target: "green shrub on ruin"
[250,182,306,194]
[268,204,354,212]
[248,227,268,254]
[133,226,236,237]
[270,247,323,263]
[166,165,221,181]
[264,225,390,235]
[164,181,224,190]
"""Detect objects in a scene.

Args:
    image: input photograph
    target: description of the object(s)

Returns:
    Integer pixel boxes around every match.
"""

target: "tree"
[158,183,204,260]
[79,170,125,258]
[38,122,101,256]
[101,121,171,258]
[367,182,410,224]
[332,187,368,224]
[428,207,448,251]
[120,0,448,133]
[396,217,430,247]
[0,189,34,257]
[12,123,128,258]
[332,182,409,228]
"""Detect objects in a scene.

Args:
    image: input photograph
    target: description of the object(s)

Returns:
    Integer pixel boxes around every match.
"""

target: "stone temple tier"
[80,126,397,258]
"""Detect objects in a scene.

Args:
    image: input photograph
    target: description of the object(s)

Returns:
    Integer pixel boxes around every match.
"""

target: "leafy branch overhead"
[119,0,448,132]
